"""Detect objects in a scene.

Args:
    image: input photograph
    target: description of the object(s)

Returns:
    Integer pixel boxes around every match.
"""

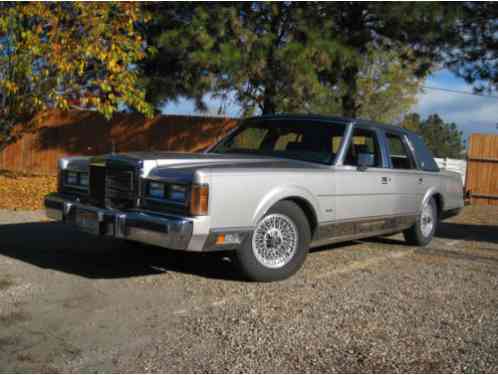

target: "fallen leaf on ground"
[0,170,56,210]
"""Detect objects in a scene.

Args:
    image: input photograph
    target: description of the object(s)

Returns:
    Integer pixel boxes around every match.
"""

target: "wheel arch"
[282,196,319,239]
[421,187,444,218]
[432,193,444,219]
[252,186,320,238]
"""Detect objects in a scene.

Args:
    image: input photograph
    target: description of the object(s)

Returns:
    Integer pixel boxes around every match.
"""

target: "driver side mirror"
[357,153,375,171]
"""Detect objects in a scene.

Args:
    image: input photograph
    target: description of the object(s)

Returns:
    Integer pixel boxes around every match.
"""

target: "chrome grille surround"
[104,159,140,210]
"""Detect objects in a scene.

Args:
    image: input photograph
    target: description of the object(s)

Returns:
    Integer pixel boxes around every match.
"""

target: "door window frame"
[382,131,420,171]
[335,124,390,169]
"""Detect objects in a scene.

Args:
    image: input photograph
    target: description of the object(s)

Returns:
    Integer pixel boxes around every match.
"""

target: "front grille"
[105,166,137,210]
[106,169,134,192]
[89,165,106,207]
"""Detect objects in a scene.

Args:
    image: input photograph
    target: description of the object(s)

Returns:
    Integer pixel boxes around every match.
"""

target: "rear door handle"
[381,177,390,184]
[418,177,424,184]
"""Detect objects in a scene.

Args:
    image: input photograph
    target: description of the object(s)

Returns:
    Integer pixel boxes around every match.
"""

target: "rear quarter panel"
[418,170,464,212]
[439,170,464,210]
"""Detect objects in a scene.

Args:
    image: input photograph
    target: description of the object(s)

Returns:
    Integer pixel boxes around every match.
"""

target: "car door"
[334,126,396,222]
[380,131,421,216]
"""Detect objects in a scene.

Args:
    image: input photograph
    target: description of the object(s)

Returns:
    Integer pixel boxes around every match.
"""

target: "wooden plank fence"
[0,111,237,175]
[466,133,498,206]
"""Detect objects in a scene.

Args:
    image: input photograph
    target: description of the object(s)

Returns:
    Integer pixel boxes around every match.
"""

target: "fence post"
[21,136,26,173]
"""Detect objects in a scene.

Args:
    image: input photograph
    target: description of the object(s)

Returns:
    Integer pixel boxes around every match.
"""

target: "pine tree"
[401,113,465,159]
[445,2,498,93]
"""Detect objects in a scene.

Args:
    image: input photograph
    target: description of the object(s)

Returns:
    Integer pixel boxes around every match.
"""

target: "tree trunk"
[341,65,359,118]
[262,93,276,115]
[261,5,282,116]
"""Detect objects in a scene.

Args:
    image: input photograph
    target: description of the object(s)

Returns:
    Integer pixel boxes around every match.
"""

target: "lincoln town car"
[45,115,464,281]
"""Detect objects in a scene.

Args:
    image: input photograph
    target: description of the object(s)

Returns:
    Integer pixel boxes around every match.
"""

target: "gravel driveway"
[0,206,497,372]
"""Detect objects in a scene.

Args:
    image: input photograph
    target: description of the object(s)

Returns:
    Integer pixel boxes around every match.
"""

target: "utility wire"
[422,85,498,99]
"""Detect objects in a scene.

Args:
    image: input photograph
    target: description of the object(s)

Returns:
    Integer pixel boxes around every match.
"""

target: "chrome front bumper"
[44,193,193,250]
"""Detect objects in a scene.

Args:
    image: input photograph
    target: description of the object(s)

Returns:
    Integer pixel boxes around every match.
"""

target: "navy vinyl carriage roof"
[246,113,414,136]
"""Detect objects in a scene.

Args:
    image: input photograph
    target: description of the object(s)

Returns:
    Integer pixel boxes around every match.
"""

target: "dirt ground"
[0,205,497,373]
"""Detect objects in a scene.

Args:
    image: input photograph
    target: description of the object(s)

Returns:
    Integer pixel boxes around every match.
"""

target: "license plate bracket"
[75,208,101,235]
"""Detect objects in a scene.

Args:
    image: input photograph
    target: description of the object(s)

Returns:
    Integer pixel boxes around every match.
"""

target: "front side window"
[343,128,381,167]
[386,133,416,170]
[211,120,347,164]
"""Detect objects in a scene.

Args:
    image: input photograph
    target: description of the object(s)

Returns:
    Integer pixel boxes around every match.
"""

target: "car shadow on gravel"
[436,221,498,245]
[0,221,243,281]
[364,221,498,247]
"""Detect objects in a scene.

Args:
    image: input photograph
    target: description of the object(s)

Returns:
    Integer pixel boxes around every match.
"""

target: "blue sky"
[413,70,497,141]
[163,69,498,142]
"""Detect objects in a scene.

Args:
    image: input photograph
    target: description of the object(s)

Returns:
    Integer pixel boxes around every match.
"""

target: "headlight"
[167,184,187,202]
[63,171,88,188]
[148,182,166,199]
[63,171,88,190]
[147,182,188,202]
[145,181,208,215]
[66,171,78,186]
[79,173,89,187]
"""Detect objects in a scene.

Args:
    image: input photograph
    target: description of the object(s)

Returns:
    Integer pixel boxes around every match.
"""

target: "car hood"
[104,152,324,181]
[63,152,325,182]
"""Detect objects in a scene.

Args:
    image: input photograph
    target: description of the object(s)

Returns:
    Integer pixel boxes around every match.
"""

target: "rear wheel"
[235,201,311,282]
[403,197,438,246]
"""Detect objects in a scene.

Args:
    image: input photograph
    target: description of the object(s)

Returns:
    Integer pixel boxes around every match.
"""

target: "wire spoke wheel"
[252,213,299,269]
[420,201,435,238]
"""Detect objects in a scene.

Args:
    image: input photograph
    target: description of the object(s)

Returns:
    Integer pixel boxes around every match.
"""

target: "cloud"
[412,77,498,140]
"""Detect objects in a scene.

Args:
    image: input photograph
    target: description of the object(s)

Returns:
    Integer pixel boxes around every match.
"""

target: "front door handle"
[418,177,424,184]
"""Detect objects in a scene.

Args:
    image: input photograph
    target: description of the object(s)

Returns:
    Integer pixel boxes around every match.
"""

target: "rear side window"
[386,133,416,170]
[408,134,440,172]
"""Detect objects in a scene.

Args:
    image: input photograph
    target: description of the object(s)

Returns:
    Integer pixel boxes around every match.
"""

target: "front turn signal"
[190,184,209,216]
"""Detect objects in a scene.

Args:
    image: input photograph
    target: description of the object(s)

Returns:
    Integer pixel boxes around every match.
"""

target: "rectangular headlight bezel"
[167,184,187,202]
[146,181,189,203]
[63,170,88,191]
[148,181,166,200]
[79,172,89,187]
[66,171,78,186]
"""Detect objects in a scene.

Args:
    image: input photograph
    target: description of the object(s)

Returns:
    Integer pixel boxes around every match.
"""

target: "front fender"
[252,185,321,226]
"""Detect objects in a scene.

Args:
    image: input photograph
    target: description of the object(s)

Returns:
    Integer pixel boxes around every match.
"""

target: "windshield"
[210,119,347,165]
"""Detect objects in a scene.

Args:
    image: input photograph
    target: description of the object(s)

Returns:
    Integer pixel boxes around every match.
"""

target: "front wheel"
[235,201,311,282]
[403,197,438,246]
